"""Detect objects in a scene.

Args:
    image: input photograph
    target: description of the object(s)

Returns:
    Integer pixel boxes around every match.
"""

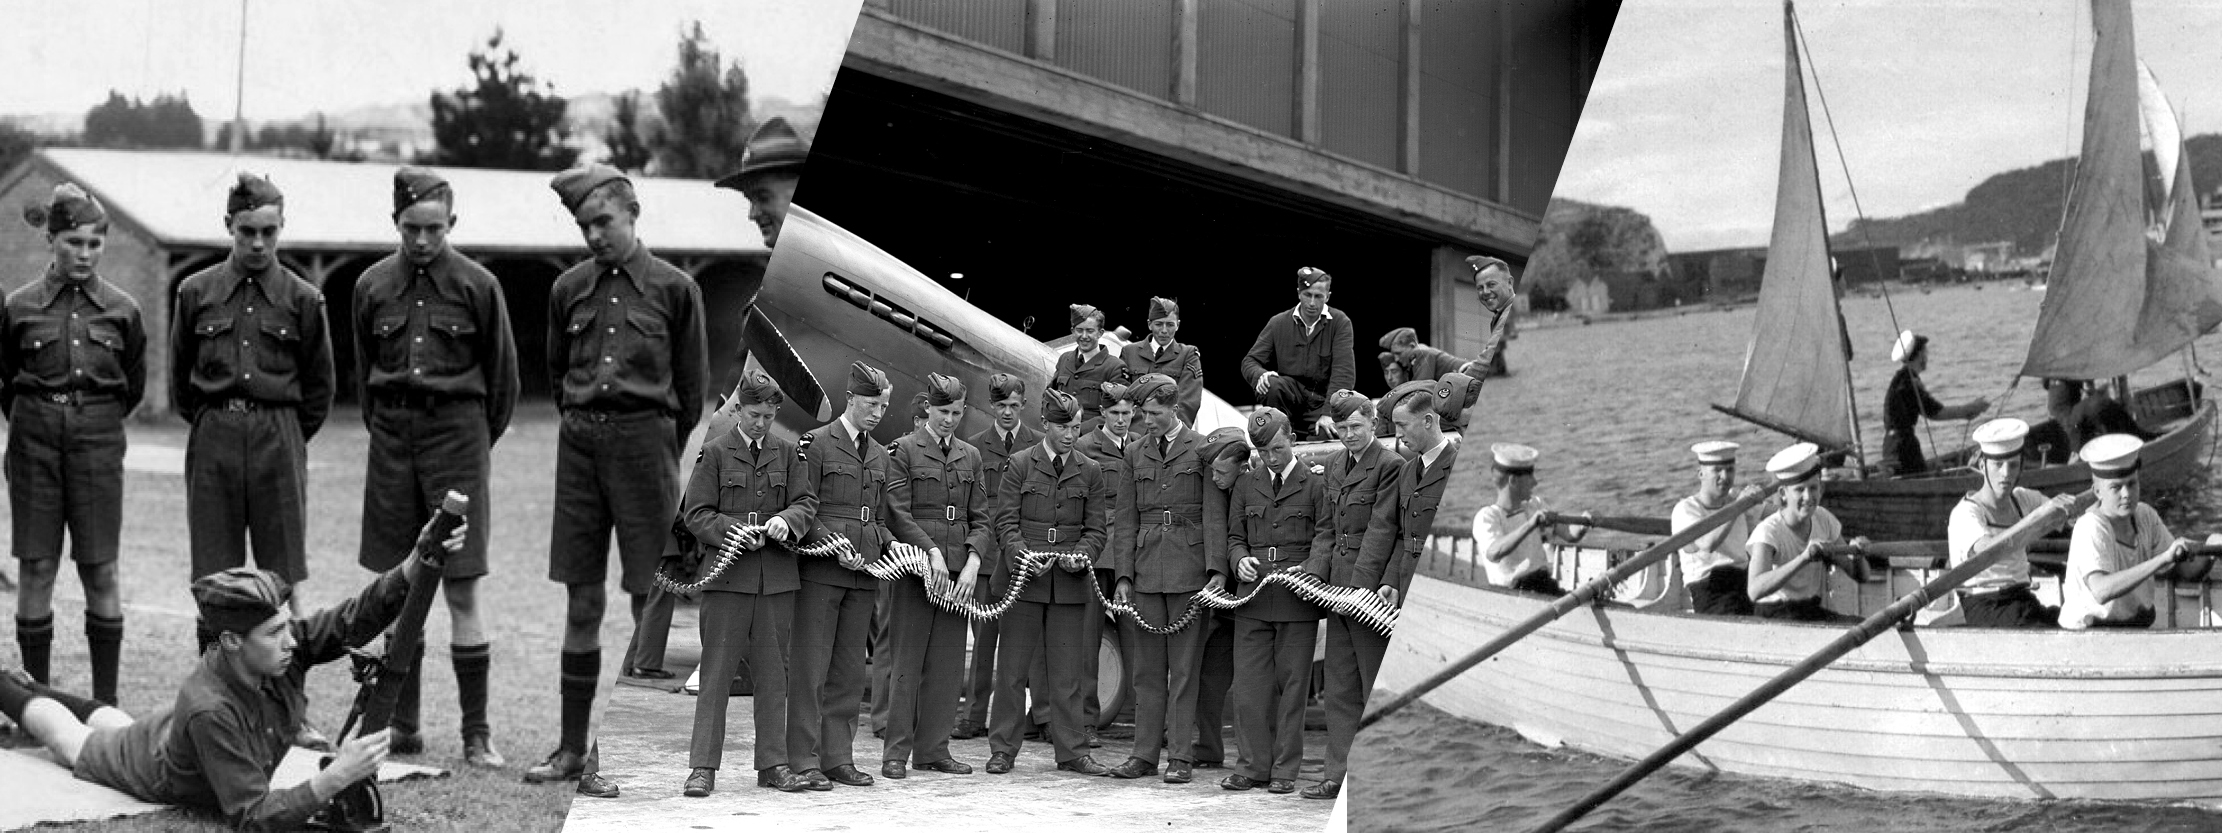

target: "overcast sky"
[0,0,862,119]
[1553,0,2222,252]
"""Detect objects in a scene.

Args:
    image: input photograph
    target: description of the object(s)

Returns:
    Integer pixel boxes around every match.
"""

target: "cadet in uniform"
[1220,408,1326,794]
[1377,326,1481,388]
[1672,441,1767,616]
[986,388,1112,777]
[528,163,708,798]
[351,167,519,767]
[0,518,465,832]
[1353,380,1461,611]
[1052,304,1129,425]
[5,183,144,706]
[1189,426,1253,772]
[1241,267,1354,439]
[791,361,930,789]
[955,373,1038,740]
[2059,434,2216,629]
[172,173,334,596]
[1120,297,1203,424]
[1301,390,1402,800]
[879,374,989,779]
[1069,380,1144,746]
[1105,374,1219,783]
[679,372,813,797]
[1948,419,2077,627]
[1467,256,1519,382]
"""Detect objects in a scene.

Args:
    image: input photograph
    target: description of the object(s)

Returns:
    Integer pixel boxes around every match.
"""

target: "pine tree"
[650,22,752,178]
[426,30,579,171]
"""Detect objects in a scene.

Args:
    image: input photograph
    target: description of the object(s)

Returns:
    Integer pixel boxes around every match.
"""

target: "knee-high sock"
[454,643,492,740]
[15,615,53,685]
[0,669,33,723]
[560,649,600,755]
[85,613,123,707]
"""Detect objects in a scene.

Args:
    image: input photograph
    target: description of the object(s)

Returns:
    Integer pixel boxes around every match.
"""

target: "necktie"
[941,439,951,458]
[1003,432,1014,454]
[1054,454,1065,476]
[1159,436,1171,460]
[1345,453,1358,475]
[1273,471,1284,493]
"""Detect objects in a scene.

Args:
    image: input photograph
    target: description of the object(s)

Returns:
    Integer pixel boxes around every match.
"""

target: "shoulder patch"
[797,433,814,461]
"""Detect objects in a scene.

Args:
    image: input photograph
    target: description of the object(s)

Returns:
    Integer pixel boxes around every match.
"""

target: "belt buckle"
[1266,546,1279,561]
[945,505,958,522]
[1046,528,1061,544]
[1160,510,1174,525]
[861,506,874,524]
[746,512,761,526]
[42,391,71,406]
[224,399,253,413]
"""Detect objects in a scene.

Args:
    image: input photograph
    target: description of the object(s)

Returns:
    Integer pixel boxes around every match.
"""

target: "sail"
[1723,2,1855,450]
[2022,0,2222,379]
[2136,60,2178,212]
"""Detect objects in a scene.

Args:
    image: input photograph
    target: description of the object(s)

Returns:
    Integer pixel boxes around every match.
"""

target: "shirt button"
[413,368,423,375]
[414,337,423,343]
[417,300,425,307]
[71,339,79,345]
[609,297,619,304]
[603,356,613,363]
[244,372,253,380]
[247,307,254,314]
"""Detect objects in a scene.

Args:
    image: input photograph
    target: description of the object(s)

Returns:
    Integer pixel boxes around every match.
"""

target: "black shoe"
[684,767,715,797]
[1301,780,1342,800]
[462,734,507,769]
[951,720,988,740]
[628,667,674,680]
[795,768,835,791]
[881,760,907,780]
[825,763,875,787]
[1057,755,1111,776]
[917,758,973,775]
[1268,778,1296,794]
[1107,756,1156,779]
[985,752,1014,774]
[577,771,619,798]
[523,749,586,783]
[1164,760,1194,784]
[389,730,424,756]
[1193,759,1225,770]
[758,765,808,792]
[1084,726,1101,748]
[1220,773,1260,791]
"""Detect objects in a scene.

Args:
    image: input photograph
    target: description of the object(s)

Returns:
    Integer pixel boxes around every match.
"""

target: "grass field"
[1,401,648,832]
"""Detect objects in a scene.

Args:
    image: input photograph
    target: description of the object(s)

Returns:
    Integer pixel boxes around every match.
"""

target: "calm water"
[1350,283,2222,832]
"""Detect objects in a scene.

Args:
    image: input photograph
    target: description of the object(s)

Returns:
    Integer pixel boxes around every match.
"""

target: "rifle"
[307,491,466,833]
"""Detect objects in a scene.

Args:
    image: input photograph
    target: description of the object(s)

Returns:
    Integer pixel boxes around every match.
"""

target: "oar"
[1527,489,2095,833]
[1359,480,1782,731]
[1540,512,1672,537]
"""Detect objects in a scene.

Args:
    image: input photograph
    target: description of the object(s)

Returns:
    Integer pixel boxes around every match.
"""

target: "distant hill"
[1525,198,1669,294]
[1838,132,2222,254]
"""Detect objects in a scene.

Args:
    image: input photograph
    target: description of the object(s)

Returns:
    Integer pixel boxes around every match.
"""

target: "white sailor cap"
[1890,330,1928,363]
[1766,442,1823,484]
[1971,418,2029,459]
[2082,433,2144,478]
[1691,440,1739,465]
[1491,443,1539,474]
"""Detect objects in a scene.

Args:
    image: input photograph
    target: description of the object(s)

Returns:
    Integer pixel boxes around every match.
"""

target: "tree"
[83,91,203,149]
[426,30,578,171]
[0,122,36,174]
[604,91,655,173]
[650,22,752,178]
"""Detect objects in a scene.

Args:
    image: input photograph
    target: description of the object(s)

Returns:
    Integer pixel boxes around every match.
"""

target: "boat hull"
[1826,386,2212,540]
[1375,559,2222,806]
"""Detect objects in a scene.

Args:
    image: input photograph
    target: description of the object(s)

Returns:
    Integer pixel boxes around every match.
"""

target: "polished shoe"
[576,771,619,798]
[389,729,425,756]
[985,752,1015,774]
[916,758,973,775]
[825,763,875,786]
[523,749,586,783]
[1268,779,1296,794]
[684,767,715,797]
[757,765,809,792]
[881,760,907,780]
[1107,756,1157,779]
[1193,759,1225,769]
[1220,773,1259,791]
[796,769,835,791]
[1300,780,1342,800]
[1163,760,1194,784]
[293,722,336,753]
[462,734,507,769]
[1057,755,1111,776]
[1084,726,1101,748]
[951,720,988,740]
[627,666,675,680]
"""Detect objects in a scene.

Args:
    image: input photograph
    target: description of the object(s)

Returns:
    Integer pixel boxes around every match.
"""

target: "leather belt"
[1139,509,1203,526]
[29,390,114,407]
[215,397,267,413]
[567,407,664,423]
[944,505,961,522]
[1259,545,1310,560]
[374,389,481,410]
[1022,522,1078,543]
[821,505,877,523]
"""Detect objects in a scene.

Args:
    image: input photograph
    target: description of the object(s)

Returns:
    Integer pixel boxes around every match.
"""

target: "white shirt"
[1672,494,1757,583]
[1746,507,1842,605]
[1476,496,1551,587]
[2060,503,2171,629]
[1418,436,1451,472]
[1292,304,1336,337]
[838,415,866,449]
[1946,487,2044,592]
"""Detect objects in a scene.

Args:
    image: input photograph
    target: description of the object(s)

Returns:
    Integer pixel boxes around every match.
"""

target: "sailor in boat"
[1672,441,1769,616]
[1468,256,1519,381]
[1879,330,1991,475]
[1474,444,1585,597]
[1241,267,1357,441]
[1947,418,2080,628]
[2058,434,2217,629]
[1747,443,1869,622]
[2064,380,2156,450]
[1189,426,1252,775]
[1300,390,1402,802]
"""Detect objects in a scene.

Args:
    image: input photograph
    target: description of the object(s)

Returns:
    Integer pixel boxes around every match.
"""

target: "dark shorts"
[73,712,170,803]
[548,410,679,595]
[1688,568,1755,616]
[1755,596,1852,623]
[358,399,491,578]
[7,396,127,564]
[1508,570,1565,597]
[186,406,308,583]
[1957,585,2058,628]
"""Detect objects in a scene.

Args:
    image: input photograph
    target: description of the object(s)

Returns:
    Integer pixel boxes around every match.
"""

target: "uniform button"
[603,356,613,363]
[71,339,79,345]
[606,327,616,334]
[244,373,253,380]
[413,368,423,375]
[247,307,254,314]
[414,336,423,343]
[417,300,425,307]
[70,313,78,319]
[609,297,619,304]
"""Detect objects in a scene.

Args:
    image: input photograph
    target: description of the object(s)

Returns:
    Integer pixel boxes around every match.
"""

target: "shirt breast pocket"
[912,464,947,503]
[192,314,237,373]
[427,308,480,374]
[563,305,599,370]
[718,469,752,513]
[1019,481,1051,521]
[255,316,303,375]
[16,316,62,356]
[622,307,672,382]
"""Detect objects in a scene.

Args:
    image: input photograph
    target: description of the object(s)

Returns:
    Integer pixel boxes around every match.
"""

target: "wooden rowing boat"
[1375,537,2222,805]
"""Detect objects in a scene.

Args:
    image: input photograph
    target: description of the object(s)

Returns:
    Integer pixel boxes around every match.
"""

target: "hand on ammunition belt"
[1091,567,1398,637]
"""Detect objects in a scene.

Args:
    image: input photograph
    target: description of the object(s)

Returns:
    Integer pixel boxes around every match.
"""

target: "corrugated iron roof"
[28,148,766,256]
